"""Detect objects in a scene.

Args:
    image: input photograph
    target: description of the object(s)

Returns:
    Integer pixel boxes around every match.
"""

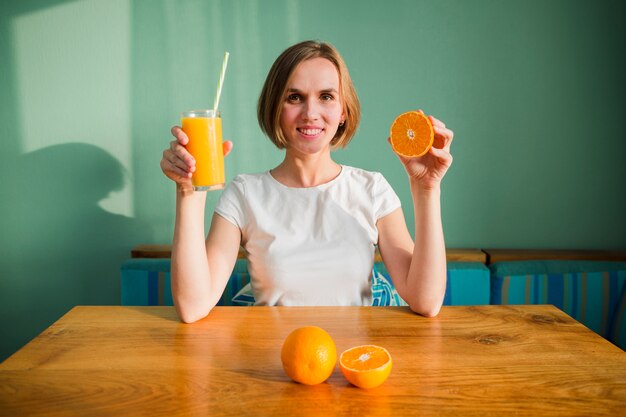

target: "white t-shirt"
[214,165,401,306]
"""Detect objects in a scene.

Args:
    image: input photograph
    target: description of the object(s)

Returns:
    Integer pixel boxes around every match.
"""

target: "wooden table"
[129,244,488,263]
[1,305,624,416]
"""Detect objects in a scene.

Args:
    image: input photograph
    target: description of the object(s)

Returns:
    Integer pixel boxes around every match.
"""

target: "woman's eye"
[321,94,334,101]
[287,94,301,102]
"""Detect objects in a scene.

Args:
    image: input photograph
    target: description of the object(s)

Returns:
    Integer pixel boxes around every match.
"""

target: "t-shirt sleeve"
[214,175,246,229]
[373,173,401,220]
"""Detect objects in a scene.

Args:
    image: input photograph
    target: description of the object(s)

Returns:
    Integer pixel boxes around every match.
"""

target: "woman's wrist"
[409,179,441,198]
[176,182,200,197]
[174,184,207,236]
[175,184,207,211]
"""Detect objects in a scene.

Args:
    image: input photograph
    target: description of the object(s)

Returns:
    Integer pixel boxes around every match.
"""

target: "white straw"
[213,51,230,113]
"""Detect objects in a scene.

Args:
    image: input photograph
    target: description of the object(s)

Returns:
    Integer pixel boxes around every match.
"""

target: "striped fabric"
[444,262,491,306]
[372,264,408,306]
[229,264,412,306]
[121,259,173,306]
[220,260,250,306]
[373,262,491,306]
[490,261,626,338]
[122,259,490,307]
[609,284,626,350]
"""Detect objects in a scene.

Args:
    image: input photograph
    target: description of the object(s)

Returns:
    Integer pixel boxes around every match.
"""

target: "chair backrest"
[609,283,626,350]
[120,258,251,306]
[121,246,491,307]
[489,260,626,338]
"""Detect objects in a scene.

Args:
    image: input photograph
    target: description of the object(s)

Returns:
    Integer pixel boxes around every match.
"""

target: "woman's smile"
[297,126,324,138]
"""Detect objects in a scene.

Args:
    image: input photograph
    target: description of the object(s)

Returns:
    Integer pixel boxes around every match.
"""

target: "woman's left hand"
[389,112,454,190]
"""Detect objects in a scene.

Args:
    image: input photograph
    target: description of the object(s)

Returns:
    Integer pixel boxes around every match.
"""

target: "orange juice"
[181,110,225,191]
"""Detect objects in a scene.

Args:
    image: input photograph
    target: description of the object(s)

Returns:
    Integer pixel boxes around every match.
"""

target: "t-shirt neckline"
[266,165,345,190]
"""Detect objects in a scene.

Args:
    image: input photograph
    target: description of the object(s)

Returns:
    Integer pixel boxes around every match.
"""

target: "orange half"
[389,111,434,157]
[339,345,392,389]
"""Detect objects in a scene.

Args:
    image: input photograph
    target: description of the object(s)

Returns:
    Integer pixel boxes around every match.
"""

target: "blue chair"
[609,283,626,350]
[121,259,491,307]
[373,261,490,306]
[490,260,626,338]
[121,258,250,306]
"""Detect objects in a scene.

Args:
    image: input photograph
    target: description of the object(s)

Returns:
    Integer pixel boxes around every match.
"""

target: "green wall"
[1,0,624,361]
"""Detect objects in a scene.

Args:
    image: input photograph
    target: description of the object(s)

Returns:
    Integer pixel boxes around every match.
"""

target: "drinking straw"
[213,51,230,113]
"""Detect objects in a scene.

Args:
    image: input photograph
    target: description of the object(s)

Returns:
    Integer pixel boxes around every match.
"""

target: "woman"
[160,40,454,323]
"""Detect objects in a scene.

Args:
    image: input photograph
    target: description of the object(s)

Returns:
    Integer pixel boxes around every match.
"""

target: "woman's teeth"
[299,128,322,135]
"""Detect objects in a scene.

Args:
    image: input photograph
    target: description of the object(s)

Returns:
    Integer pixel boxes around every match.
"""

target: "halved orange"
[339,345,392,389]
[389,111,434,157]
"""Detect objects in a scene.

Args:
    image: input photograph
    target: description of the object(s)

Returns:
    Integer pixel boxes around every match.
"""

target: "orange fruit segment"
[389,111,434,157]
[281,326,337,385]
[339,345,392,389]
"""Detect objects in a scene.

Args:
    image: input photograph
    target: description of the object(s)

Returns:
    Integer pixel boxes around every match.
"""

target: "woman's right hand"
[160,126,233,187]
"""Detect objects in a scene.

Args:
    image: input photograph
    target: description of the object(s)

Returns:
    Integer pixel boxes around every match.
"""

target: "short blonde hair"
[257,40,361,149]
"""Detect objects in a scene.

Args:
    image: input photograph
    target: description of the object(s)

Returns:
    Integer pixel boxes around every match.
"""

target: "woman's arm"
[171,190,241,323]
[377,112,453,317]
[377,187,446,317]
[162,126,239,323]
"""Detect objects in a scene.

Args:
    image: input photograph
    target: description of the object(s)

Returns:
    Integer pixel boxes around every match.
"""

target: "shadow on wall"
[0,143,151,361]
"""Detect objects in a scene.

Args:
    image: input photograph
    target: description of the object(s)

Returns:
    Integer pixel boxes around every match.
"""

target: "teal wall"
[1,0,624,360]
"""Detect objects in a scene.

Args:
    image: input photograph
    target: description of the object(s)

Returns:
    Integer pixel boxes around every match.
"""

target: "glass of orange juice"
[181,109,225,191]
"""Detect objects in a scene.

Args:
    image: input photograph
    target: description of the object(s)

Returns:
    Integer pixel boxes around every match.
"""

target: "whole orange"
[281,326,337,385]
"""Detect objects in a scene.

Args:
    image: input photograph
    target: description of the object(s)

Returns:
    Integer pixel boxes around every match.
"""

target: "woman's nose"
[302,99,320,120]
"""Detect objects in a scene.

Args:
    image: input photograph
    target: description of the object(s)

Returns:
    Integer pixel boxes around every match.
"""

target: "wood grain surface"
[1,305,624,416]
[484,249,626,263]
[130,244,487,263]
